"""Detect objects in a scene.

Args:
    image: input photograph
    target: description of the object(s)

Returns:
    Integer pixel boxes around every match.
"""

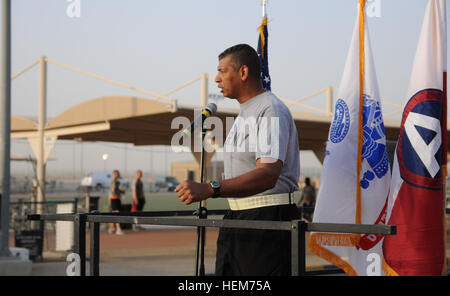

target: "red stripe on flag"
[383,182,445,275]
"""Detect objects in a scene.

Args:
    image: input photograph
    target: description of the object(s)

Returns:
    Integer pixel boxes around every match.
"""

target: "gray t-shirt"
[223,91,300,195]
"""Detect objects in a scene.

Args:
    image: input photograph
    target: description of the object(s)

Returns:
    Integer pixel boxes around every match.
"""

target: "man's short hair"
[218,44,261,80]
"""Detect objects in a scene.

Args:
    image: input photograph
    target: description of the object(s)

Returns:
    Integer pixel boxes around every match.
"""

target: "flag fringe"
[309,233,358,276]
[381,255,399,276]
[309,232,360,247]
[257,16,268,57]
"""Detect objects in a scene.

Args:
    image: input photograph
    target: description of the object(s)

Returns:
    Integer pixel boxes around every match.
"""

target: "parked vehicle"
[81,172,130,191]
[154,176,179,192]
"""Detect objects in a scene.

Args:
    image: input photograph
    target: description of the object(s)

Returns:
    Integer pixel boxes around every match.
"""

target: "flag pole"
[442,70,447,275]
[356,0,366,225]
[440,0,447,276]
[258,0,271,91]
[262,0,267,18]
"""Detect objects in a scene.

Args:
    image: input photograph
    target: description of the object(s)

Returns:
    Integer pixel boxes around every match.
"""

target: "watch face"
[210,180,220,198]
[211,181,220,188]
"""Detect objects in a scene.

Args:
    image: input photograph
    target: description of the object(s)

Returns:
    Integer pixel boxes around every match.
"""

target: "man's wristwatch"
[209,180,221,198]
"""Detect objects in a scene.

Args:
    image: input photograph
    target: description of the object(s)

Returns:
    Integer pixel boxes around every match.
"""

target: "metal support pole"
[0,0,11,257]
[89,221,100,276]
[195,128,207,276]
[200,73,208,108]
[262,0,267,18]
[291,220,306,276]
[199,73,208,203]
[85,191,90,213]
[194,73,209,276]
[74,214,86,276]
[36,56,47,214]
[326,86,333,116]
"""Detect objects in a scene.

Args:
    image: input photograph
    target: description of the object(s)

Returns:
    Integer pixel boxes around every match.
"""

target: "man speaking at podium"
[175,44,300,276]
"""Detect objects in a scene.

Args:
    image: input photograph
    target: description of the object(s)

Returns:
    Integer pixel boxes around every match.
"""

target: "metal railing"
[11,199,79,260]
[28,209,397,276]
[10,199,78,229]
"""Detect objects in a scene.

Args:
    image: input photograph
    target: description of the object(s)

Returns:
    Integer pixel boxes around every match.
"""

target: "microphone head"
[205,103,217,115]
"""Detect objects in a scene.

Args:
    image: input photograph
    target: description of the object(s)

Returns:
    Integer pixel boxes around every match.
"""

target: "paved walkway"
[31,227,332,276]
[18,224,450,276]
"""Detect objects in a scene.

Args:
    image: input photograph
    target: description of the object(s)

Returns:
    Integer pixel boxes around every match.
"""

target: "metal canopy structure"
[11,94,408,156]
[9,56,450,214]
[11,115,37,134]
[9,55,427,204]
[12,96,233,146]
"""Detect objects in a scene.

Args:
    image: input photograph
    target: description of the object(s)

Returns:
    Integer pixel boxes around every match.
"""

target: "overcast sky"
[8,0,449,180]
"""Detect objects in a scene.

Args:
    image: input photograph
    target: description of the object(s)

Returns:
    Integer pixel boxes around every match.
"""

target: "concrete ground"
[10,206,450,276]
[27,227,334,276]
[13,226,450,276]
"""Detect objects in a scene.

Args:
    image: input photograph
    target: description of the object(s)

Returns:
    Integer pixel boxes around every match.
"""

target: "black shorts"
[136,198,145,211]
[110,199,122,211]
[215,204,300,276]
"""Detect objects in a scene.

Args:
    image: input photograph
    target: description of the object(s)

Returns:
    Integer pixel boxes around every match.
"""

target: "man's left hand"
[175,181,213,205]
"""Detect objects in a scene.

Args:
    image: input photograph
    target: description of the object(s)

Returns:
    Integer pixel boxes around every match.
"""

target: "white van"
[81,172,130,191]
[154,176,179,192]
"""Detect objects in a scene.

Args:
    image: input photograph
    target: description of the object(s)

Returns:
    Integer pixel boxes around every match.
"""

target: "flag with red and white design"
[382,0,447,276]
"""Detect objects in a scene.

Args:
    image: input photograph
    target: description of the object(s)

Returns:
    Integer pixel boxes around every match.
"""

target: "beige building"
[171,161,224,183]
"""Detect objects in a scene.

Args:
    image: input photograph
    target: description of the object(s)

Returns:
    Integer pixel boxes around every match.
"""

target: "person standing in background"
[132,169,146,230]
[108,169,125,235]
[298,177,316,222]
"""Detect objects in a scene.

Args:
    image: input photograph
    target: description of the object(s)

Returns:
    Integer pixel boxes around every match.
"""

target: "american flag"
[257,16,271,91]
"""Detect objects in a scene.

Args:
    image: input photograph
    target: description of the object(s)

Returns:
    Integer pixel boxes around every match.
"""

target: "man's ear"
[239,65,249,82]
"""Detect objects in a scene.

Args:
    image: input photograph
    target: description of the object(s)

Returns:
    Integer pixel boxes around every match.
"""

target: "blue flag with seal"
[257,16,271,91]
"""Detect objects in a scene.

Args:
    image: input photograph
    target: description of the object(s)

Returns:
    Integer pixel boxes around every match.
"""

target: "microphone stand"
[195,123,207,276]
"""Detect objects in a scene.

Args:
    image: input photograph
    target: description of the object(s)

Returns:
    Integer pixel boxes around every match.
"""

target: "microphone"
[183,103,217,136]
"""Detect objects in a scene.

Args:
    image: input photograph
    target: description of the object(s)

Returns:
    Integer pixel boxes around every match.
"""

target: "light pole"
[75,137,84,177]
[0,0,11,257]
[102,153,109,173]
[123,144,127,176]
[36,55,47,215]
